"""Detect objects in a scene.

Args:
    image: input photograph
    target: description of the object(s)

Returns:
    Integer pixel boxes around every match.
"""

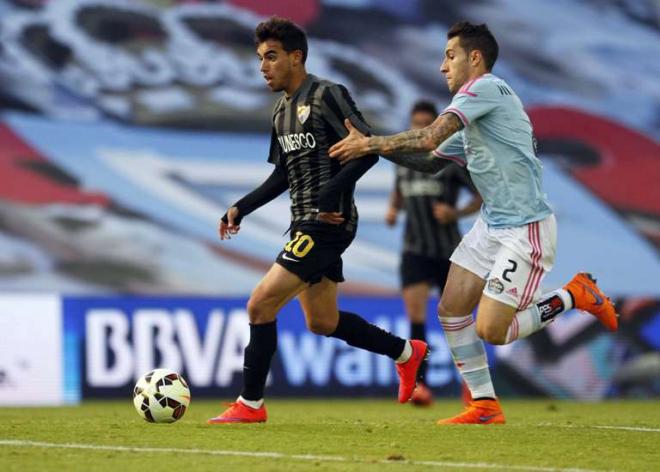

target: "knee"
[246,294,277,324]
[306,316,337,336]
[438,300,461,318]
[476,324,507,345]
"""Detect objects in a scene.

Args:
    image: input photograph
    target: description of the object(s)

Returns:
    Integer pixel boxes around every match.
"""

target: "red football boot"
[395,340,429,403]
[207,401,267,424]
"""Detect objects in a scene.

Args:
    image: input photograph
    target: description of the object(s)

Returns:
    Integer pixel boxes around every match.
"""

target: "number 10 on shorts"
[284,231,315,257]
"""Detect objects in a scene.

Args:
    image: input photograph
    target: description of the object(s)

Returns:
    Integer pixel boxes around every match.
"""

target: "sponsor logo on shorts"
[487,277,504,294]
[506,287,519,297]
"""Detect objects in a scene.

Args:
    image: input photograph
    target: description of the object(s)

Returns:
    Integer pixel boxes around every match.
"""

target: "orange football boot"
[563,273,618,331]
[207,401,267,424]
[410,383,433,407]
[395,340,429,403]
[437,399,505,425]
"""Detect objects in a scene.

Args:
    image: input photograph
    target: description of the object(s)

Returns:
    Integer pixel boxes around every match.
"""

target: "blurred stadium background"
[0,0,658,407]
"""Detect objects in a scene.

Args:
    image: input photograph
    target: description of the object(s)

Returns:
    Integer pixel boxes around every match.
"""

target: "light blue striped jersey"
[432,73,552,228]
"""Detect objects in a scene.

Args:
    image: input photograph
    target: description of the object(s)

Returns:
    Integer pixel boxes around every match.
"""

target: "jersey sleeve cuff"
[442,108,470,127]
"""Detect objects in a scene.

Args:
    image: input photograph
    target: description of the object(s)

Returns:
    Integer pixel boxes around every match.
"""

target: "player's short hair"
[255,16,308,64]
[447,21,499,71]
[410,100,438,118]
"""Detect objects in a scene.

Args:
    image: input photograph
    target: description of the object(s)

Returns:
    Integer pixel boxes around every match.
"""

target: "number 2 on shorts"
[502,259,518,282]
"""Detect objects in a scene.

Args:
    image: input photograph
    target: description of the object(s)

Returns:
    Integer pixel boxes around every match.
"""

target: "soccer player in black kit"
[208,17,427,424]
[385,100,481,406]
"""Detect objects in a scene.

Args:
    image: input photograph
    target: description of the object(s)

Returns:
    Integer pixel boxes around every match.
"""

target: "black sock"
[410,322,427,382]
[329,311,406,360]
[240,320,277,401]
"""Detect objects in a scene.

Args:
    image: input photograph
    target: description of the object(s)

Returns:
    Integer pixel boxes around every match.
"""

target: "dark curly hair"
[410,100,438,118]
[447,21,499,71]
[255,16,308,64]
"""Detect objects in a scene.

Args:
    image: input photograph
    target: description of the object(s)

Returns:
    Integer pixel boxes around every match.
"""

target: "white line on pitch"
[0,439,603,472]
[593,425,660,433]
[538,423,660,433]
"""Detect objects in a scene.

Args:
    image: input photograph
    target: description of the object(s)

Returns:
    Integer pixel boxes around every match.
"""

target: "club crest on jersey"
[487,277,504,295]
[297,105,311,124]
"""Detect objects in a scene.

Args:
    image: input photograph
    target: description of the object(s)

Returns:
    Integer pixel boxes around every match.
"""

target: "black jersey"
[268,74,371,232]
[396,164,477,259]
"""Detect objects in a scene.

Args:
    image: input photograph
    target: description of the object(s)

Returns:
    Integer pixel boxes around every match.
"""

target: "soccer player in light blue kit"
[330,21,618,424]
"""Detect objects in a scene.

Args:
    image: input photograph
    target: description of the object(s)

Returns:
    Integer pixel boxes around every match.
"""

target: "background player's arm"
[434,167,482,223]
[455,166,482,218]
[456,194,482,218]
[433,194,481,223]
[385,181,402,226]
[219,164,288,239]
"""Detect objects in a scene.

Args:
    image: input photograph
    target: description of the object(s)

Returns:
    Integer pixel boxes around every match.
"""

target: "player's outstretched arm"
[218,164,288,239]
[329,120,452,174]
[381,150,452,174]
[329,113,463,163]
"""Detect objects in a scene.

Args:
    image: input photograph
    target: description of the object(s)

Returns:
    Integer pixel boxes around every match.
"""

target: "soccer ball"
[133,369,191,423]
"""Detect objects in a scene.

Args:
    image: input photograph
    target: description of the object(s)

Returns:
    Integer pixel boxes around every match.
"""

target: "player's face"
[441,37,471,94]
[410,111,436,129]
[257,40,296,92]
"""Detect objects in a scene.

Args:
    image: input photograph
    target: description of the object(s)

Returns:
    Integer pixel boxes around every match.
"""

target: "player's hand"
[433,202,458,224]
[385,207,398,226]
[328,119,370,164]
[219,207,241,240]
[318,212,345,225]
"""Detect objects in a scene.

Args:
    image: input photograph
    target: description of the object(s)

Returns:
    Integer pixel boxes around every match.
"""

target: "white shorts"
[450,215,557,310]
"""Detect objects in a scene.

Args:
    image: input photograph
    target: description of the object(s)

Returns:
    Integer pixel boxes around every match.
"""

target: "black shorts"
[276,223,355,285]
[400,252,451,290]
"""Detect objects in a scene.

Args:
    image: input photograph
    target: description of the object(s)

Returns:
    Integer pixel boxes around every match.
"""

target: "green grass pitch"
[1,399,658,471]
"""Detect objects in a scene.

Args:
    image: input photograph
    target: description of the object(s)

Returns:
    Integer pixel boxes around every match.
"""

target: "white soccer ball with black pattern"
[133,369,191,423]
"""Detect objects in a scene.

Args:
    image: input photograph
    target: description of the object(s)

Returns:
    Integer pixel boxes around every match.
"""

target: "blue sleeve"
[441,78,499,126]
[432,131,467,167]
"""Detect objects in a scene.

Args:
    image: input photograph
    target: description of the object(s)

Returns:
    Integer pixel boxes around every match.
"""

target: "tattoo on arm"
[367,113,463,155]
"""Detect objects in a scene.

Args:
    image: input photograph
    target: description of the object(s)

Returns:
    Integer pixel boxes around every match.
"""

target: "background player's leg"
[403,282,431,382]
[298,277,407,359]
[241,263,308,404]
[437,263,496,400]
